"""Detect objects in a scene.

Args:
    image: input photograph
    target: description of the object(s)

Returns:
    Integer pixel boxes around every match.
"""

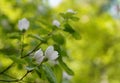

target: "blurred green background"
[0,0,120,83]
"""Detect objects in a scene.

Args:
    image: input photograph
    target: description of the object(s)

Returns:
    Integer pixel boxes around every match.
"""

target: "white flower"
[45,46,59,60]
[67,9,76,14]
[52,20,60,28]
[18,18,30,31]
[33,49,44,64]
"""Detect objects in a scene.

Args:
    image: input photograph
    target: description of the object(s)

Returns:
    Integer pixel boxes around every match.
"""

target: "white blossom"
[52,20,60,28]
[33,49,44,64]
[67,9,76,14]
[45,46,59,60]
[18,18,30,31]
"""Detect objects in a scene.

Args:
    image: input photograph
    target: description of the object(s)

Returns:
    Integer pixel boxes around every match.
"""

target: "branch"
[21,30,55,58]
[21,42,43,58]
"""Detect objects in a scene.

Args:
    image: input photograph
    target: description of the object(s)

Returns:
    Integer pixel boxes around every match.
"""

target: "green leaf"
[64,24,75,33]
[70,16,79,21]
[52,65,62,83]
[42,64,57,83]
[35,68,42,78]
[72,31,81,40]
[28,34,45,42]
[60,13,75,19]
[59,13,66,19]
[58,58,74,75]
[7,32,20,39]
[9,55,26,64]
[35,67,46,80]
[52,33,65,45]
[54,44,68,57]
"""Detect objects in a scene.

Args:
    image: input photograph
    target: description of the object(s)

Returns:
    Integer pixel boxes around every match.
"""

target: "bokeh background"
[0,0,120,83]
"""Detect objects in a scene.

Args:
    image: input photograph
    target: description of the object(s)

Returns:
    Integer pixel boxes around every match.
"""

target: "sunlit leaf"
[52,33,65,45]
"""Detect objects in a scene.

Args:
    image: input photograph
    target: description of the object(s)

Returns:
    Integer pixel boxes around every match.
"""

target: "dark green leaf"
[64,24,75,33]
[52,33,65,45]
[52,65,62,83]
[7,32,20,39]
[60,12,75,19]
[9,55,26,64]
[35,67,46,80]
[42,64,57,83]
[58,58,74,75]
[72,31,81,40]
[70,16,79,21]
[59,13,66,19]
[35,68,42,78]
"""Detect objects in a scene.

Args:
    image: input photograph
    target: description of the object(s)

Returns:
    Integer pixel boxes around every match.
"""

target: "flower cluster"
[33,46,59,65]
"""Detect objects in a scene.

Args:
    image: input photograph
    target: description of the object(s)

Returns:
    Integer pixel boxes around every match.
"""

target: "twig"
[20,32,24,58]
[21,42,43,58]
[21,30,55,58]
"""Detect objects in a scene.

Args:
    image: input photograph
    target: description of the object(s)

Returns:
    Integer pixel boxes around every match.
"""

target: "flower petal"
[36,56,45,64]
[48,51,59,60]
[45,46,54,58]
[33,49,43,60]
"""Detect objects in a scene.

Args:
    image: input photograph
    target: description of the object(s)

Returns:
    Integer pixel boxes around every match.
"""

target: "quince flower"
[18,18,30,31]
[33,49,45,64]
[67,9,76,14]
[52,20,60,28]
[45,46,59,60]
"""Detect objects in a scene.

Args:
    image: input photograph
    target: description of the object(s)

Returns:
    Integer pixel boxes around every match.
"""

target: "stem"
[21,32,24,57]
[21,42,43,58]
